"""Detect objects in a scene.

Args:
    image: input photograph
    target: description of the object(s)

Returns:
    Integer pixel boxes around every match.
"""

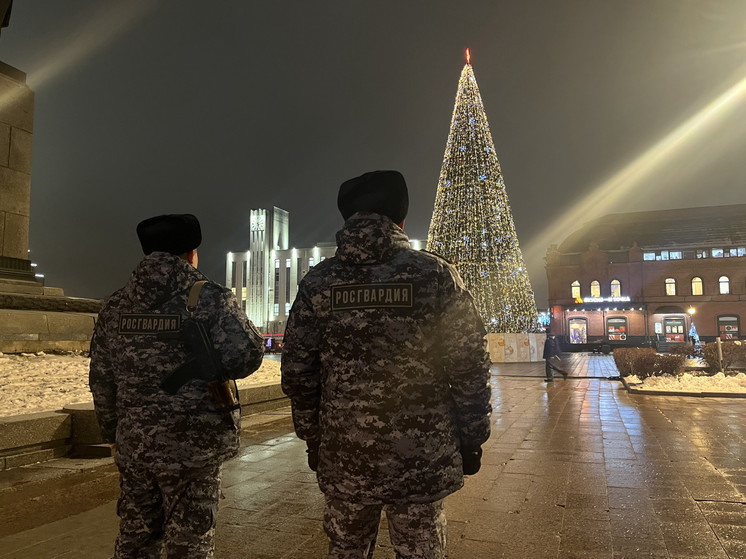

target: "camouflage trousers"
[324,495,446,559]
[113,455,222,559]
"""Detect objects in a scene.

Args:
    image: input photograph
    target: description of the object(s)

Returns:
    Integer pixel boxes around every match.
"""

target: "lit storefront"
[546,204,746,351]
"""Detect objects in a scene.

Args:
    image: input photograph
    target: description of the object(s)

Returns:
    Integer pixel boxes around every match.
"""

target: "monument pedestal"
[0,62,101,353]
[0,279,100,353]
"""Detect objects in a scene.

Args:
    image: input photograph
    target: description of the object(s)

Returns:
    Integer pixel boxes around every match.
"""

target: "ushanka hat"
[136,214,202,255]
[337,170,409,224]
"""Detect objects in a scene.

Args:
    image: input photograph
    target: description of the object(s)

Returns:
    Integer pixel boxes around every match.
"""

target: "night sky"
[2,1,745,307]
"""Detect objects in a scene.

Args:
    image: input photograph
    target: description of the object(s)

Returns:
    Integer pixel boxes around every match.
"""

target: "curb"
[0,383,289,470]
[619,375,746,398]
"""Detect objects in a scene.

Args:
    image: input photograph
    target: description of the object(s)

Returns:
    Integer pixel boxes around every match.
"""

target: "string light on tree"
[427,49,539,333]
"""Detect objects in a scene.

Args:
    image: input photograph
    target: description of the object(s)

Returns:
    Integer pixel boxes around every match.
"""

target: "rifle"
[159,281,240,412]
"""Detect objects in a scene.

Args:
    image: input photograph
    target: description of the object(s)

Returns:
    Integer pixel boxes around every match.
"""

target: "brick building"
[545,204,746,351]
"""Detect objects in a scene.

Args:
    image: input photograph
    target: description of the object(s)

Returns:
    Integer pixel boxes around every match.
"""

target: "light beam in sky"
[523,62,746,270]
[4,1,158,93]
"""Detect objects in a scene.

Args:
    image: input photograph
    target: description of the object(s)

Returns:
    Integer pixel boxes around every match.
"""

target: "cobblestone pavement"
[2,355,746,558]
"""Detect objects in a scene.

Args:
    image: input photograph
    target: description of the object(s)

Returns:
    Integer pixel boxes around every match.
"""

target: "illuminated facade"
[225,207,335,334]
[226,207,424,334]
[546,204,746,351]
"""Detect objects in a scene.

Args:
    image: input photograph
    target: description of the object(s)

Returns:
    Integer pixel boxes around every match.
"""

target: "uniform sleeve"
[280,282,322,442]
[206,286,265,379]
[439,267,492,449]
[88,316,118,443]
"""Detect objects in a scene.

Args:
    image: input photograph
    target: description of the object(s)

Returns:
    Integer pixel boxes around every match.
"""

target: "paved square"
[1,355,745,558]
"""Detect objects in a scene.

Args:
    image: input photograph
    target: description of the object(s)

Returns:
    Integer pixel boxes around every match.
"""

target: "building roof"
[558,203,746,253]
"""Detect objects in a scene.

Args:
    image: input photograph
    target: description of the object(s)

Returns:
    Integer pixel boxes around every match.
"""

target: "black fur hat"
[136,214,201,255]
[337,170,409,224]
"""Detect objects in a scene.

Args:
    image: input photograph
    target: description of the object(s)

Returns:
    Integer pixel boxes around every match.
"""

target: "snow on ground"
[624,372,746,393]
[0,352,282,418]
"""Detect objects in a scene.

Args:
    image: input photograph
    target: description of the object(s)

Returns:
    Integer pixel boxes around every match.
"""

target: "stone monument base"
[0,279,101,353]
[486,333,546,363]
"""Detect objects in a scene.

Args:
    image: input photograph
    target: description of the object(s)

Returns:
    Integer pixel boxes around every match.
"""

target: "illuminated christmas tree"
[427,49,538,333]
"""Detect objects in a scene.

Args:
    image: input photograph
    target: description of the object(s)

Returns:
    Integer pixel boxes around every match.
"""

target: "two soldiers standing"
[90,171,492,558]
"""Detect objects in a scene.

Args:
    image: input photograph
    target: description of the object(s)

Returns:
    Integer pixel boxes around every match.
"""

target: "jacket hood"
[118,251,203,311]
[335,212,411,265]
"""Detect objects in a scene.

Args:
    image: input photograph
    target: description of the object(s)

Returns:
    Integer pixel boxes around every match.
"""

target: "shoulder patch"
[331,283,413,311]
[119,314,181,334]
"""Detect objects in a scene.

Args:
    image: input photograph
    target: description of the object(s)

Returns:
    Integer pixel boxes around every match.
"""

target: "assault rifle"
[158,281,240,411]
[159,317,223,394]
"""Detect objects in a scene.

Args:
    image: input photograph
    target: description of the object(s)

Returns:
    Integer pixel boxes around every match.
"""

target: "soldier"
[89,214,264,559]
[281,171,492,558]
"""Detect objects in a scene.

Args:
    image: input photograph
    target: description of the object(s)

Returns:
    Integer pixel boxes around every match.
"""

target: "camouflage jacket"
[89,252,264,469]
[281,213,492,504]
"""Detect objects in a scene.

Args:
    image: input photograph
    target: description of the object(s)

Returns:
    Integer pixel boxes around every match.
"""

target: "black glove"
[306,439,320,472]
[461,446,482,475]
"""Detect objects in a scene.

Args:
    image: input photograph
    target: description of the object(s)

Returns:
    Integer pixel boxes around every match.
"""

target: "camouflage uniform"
[281,213,492,558]
[89,251,264,559]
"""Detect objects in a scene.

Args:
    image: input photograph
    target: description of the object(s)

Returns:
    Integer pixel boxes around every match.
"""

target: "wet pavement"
[2,354,746,558]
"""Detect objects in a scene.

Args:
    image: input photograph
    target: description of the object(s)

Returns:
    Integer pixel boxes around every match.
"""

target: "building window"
[670,251,682,260]
[571,281,580,299]
[610,280,621,298]
[590,280,601,298]
[719,276,730,295]
[665,278,676,296]
[285,302,291,315]
[309,257,315,267]
[568,318,588,344]
[712,248,724,258]
[697,250,708,259]
[718,315,740,340]
[606,317,627,341]
[691,277,703,296]
[643,252,655,261]
[274,259,280,304]
[242,261,247,287]
[273,303,279,316]
[285,261,291,301]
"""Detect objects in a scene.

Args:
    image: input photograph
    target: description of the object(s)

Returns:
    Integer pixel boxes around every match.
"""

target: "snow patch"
[0,353,282,417]
[624,372,746,393]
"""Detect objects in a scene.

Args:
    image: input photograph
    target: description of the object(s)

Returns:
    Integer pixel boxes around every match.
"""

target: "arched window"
[719,276,730,295]
[571,280,580,299]
[691,277,703,296]
[610,279,621,298]
[665,278,676,296]
[590,280,601,298]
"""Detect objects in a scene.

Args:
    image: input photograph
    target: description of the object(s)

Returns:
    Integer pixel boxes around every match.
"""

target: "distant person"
[281,171,492,558]
[89,214,264,558]
[543,329,567,382]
